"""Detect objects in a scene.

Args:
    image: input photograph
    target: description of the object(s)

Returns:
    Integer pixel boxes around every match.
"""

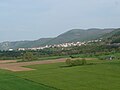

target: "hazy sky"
[0,0,120,42]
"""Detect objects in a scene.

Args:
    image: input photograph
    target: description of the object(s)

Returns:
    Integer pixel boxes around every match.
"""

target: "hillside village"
[10,39,102,51]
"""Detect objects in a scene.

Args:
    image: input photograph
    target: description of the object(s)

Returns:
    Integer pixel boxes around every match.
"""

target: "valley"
[0,28,120,90]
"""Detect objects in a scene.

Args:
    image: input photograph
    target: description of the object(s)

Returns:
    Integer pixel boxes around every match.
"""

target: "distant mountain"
[0,38,52,50]
[0,28,115,50]
[43,28,114,45]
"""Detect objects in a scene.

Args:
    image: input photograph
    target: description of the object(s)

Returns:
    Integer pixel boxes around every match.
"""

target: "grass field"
[0,70,56,90]
[16,60,120,90]
[38,56,69,60]
[0,59,120,90]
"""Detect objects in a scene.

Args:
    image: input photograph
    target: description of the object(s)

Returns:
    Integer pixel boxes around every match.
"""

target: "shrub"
[98,55,116,60]
[22,52,37,61]
[66,58,87,66]
[72,59,82,66]
[66,59,73,66]
[81,58,87,65]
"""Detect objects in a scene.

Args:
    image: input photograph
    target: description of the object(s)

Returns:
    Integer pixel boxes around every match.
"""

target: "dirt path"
[0,59,66,72]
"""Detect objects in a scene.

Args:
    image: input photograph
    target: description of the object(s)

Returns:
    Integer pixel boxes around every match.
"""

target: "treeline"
[0,43,120,60]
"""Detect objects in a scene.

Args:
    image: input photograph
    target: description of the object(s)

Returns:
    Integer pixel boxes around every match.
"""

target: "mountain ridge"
[0,28,116,50]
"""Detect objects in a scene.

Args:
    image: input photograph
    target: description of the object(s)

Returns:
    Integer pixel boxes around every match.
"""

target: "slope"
[44,28,114,45]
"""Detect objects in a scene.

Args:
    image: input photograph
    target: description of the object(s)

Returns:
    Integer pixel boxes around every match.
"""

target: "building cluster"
[16,42,86,51]
[51,42,86,48]
[87,39,102,43]
[8,39,102,51]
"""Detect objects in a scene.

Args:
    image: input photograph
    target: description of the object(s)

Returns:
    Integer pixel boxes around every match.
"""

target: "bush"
[0,56,16,60]
[22,52,37,61]
[81,58,87,65]
[72,59,82,66]
[98,55,116,60]
[66,59,72,66]
[66,58,87,66]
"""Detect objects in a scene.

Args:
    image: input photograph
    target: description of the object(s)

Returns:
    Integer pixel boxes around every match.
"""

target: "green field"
[17,60,120,90]
[0,60,120,90]
[0,70,56,90]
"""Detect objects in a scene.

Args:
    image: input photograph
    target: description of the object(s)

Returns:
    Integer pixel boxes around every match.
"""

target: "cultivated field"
[0,59,120,90]
[0,59,66,71]
[0,58,95,71]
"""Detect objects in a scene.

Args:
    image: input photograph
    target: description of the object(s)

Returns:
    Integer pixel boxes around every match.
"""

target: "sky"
[0,0,120,42]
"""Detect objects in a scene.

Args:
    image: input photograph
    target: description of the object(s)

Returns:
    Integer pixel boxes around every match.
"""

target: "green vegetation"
[0,45,120,61]
[66,58,87,66]
[0,70,55,90]
[0,28,120,90]
[0,56,120,90]
[98,53,120,60]
[22,52,38,61]
[0,28,120,60]
[14,60,120,90]
[0,50,21,60]
[38,55,69,60]
[103,28,120,44]
[43,28,113,45]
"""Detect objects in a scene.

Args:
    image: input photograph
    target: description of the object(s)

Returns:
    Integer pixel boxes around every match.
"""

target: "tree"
[23,52,35,61]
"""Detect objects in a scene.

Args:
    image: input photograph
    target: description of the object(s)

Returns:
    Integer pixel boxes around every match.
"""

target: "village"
[8,39,102,51]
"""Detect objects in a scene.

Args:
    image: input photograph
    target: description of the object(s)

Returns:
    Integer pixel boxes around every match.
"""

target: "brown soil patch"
[0,58,97,72]
[0,59,66,72]
[0,60,17,64]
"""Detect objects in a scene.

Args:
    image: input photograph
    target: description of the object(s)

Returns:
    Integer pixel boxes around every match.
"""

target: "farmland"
[0,0,120,90]
[0,59,120,90]
[0,70,55,90]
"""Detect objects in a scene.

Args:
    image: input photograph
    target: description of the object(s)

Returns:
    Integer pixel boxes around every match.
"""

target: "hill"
[0,28,115,50]
[44,28,114,45]
[102,28,120,44]
[0,38,52,50]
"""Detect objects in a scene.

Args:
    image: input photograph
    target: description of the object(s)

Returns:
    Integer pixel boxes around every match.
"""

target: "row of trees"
[0,42,120,60]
